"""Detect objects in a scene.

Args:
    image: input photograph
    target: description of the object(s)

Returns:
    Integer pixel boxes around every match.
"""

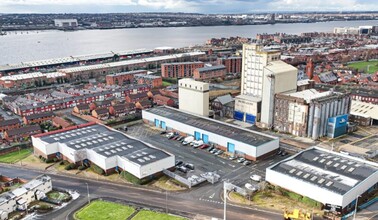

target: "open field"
[75,200,135,220]
[348,61,378,74]
[0,149,32,163]
[132,210,186,220]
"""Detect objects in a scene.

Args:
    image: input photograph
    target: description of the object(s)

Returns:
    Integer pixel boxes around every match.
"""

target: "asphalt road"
[0,164,282,220]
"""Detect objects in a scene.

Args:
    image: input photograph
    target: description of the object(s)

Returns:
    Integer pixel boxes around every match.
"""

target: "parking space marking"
[209,193,215,199]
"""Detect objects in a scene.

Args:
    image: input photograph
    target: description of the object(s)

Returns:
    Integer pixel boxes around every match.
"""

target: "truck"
[284,209,312,220]
[182,136,194,146]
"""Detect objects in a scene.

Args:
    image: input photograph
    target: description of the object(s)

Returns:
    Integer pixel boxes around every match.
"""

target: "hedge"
[91,164,105,175]
[65,163,76,170]
[120,171,151,185]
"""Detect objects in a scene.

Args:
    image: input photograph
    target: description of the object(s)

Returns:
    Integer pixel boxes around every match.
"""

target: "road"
[0,164,281,220]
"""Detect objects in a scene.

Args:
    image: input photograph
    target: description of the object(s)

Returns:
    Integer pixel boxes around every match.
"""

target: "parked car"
[169,135,178,140]
[207,146,215,152]
[177,166,188,173]
[160,131,167,135]
[228,155,237,160]
[193,140,204,148]
[210,148,218,154]
[166,132,174,138]
[250,174,262,182]
[175,160,183,167]
[184,163,194,170]
[182,136,194,146]
[243,160,251,166]
[176,136,184,142]
[245,183,258,192]
[237,158,246,163]
[215,150,224,155]
[199,144,210,149]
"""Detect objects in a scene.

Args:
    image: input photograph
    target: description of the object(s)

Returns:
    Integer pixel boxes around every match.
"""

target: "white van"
[182,136,194,146]
[193,140,204,148]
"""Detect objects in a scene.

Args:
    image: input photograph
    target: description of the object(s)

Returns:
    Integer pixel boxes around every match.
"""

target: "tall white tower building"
[234,44,298,128]
[178,78,209,117]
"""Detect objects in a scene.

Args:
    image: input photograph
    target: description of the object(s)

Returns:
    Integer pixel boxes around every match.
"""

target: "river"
[0,20,377,65]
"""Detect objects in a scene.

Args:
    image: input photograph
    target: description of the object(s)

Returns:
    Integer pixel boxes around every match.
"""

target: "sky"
[1,0,378,14]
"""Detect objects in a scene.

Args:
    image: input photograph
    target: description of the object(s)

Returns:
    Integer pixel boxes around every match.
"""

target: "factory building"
[142,106,279,161]
[178,78,209,117]
[266,147,378,215]
[32,123,175,179]
[234,44,297,126]
[273,89,351,140]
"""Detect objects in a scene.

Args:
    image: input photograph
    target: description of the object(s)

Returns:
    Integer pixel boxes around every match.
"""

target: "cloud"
[0,0,378,13]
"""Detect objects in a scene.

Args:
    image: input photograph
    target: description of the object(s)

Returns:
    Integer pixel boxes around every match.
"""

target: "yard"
[75,200,135,220]
[347,60,378,74]
[0,149,32,163]
[132,210,186,220]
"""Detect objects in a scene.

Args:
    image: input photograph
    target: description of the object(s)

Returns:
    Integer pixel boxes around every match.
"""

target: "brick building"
[134,74,163,88]
[193,65,226,80]
[4,125,41,141]
[125,92,149,103]
[105,70,147,86]
[23,111,54,125]
[73,104,90,115]
[0,72,67,89]
[92,107,109,120]
[217,57,242,74]
[0,119,21,132]
[52,117,72,129]
[109,103,136,117]
[153,94,175,107]
[161,62,204,78]
[89,100,112,111]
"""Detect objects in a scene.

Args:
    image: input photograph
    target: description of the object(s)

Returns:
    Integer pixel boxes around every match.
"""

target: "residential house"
[125,92,149,103]
[136,99,152,110]
[153,94,175,107]
[0,175,52,219]
[23,111,54,125]
[0,119,21,133]
[89,100,112,111]
[73,103,90,115]
[92,108,110,120]
[3,125,41,141]
[109,103,136,117]
[52,117,72,129]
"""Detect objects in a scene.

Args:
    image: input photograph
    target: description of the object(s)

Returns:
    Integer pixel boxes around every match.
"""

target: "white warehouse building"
[32,122,175,179]
[266,146,378,215]
[142,106,279,161]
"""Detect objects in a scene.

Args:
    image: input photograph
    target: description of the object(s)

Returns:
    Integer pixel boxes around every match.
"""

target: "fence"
[163,169,192,188]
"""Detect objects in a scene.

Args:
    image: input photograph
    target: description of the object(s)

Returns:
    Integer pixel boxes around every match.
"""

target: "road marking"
[209,193,215,199]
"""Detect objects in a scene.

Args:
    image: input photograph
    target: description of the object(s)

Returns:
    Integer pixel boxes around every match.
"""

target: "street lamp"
[353,195,361,220]
[85,182,90,204]
[223,180,227,220]
[165,190,168,213]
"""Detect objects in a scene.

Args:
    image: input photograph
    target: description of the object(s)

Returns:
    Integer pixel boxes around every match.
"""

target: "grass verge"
[348,61,378,74]
[74,200,135,220]
[0,149,32,163]
[132,210,186,220]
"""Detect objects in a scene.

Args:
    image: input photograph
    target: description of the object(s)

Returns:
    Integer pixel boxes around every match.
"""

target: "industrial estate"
[0,10,378,220]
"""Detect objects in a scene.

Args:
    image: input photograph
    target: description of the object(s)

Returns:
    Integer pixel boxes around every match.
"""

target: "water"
[0,20,377,65]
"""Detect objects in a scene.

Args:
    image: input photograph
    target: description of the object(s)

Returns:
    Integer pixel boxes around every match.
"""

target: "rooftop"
[268,146,378,195]
[25,111,54,120]
[145,106,277,146]
[288,89,335,103]
[196,65,226,72]
[6,124,41,136]
[350,100,378,119]
[0,118,20,127]
[38,123,171,166]
[107,70,147,77]
[264,60,297,74]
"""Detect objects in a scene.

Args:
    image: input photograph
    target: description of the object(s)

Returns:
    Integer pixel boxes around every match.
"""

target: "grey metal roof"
[40,124,170,166]
[269,147,378,195]
[196,65,226,72]
[214,94,234,105]
[146,106,275,146]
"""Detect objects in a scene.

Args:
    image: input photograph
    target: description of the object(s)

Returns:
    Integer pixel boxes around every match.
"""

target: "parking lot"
[125,123,290,203]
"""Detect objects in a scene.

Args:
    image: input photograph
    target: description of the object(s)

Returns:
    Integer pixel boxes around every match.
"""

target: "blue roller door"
[202,134,209,143]
[245,114,256,124]
[194,131,201,140]
[161,121,166,130]
[154,119,160,127]
[234,111,244,121]
[227,142,235,153]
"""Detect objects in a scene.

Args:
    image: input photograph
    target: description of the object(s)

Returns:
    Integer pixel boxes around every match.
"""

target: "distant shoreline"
[2,18,378,32]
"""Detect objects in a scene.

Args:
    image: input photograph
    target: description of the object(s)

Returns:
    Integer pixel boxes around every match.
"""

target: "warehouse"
[142,106,279,161]
[32,122,174,179]
[266,146,378,215]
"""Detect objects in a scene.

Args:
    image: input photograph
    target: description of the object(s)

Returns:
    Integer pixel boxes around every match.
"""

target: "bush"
[59,161,65,165]
[53,158,59,162]
[284,191,303,201]
[91,164,105,175]
[65,163,76,170]
[37,204,52,210]
[120,171,151,185]
[45,158,54,163]
[78,165,86,170]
